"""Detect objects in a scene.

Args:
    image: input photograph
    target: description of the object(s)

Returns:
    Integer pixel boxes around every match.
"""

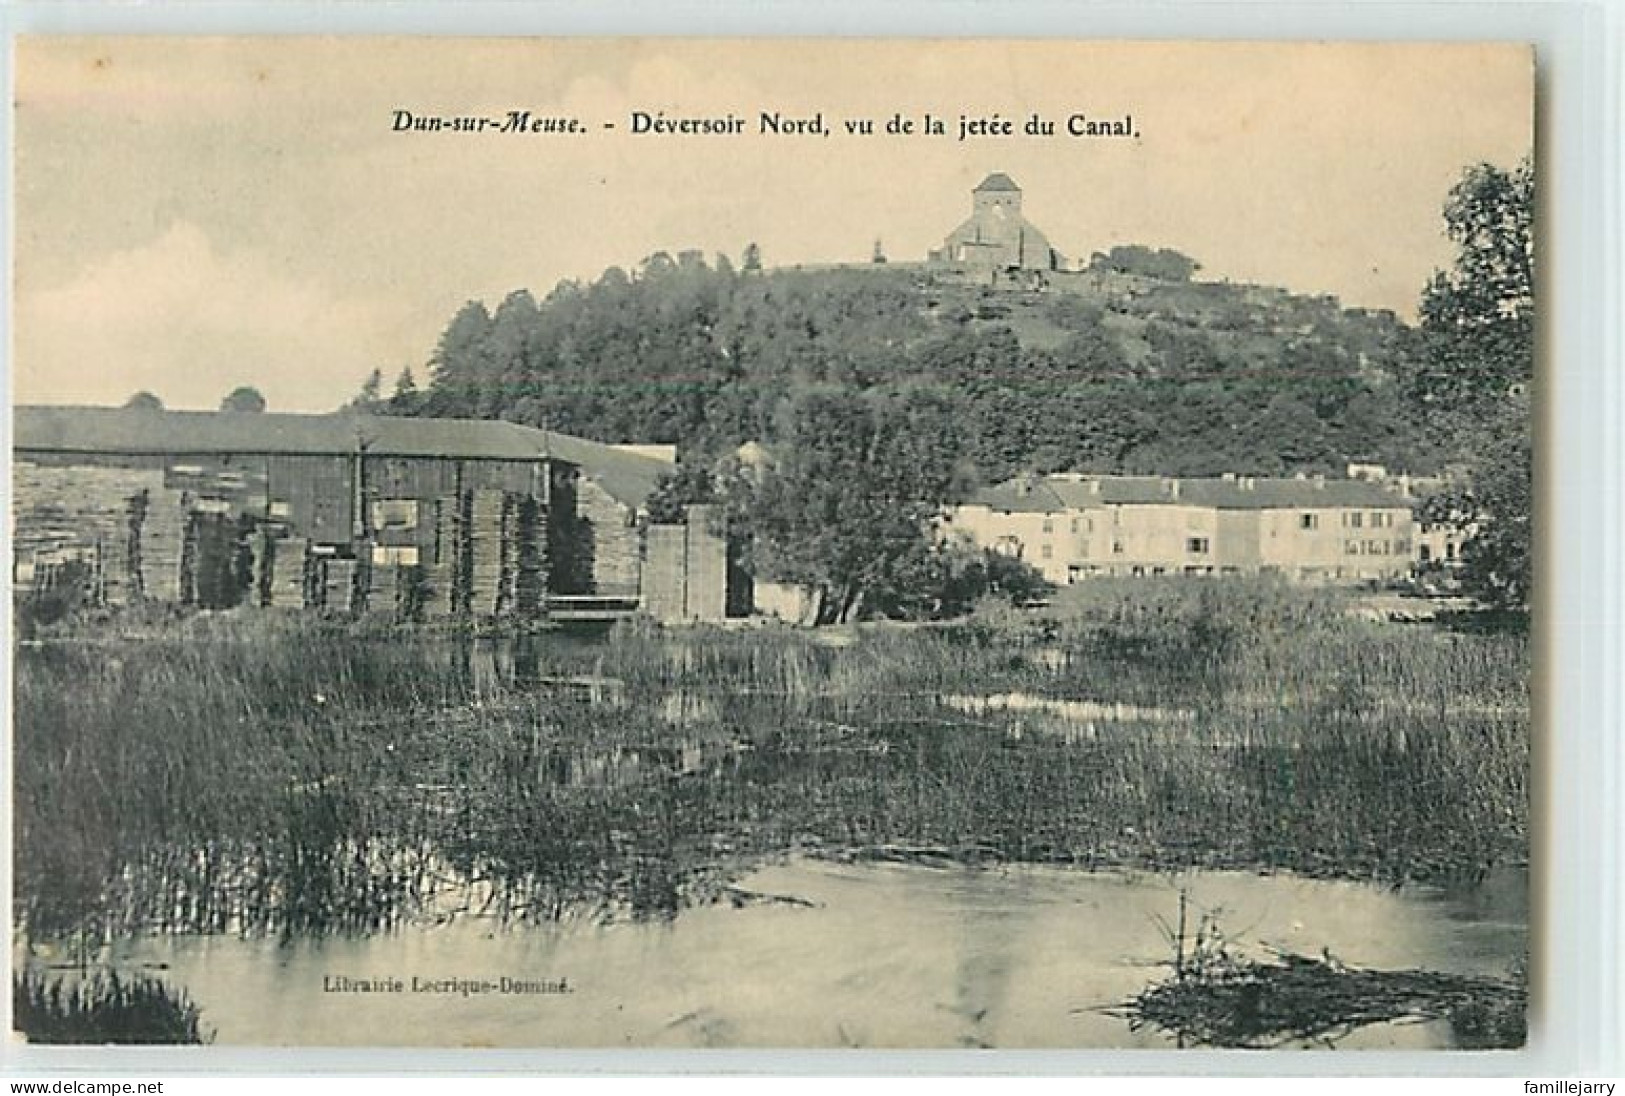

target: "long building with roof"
[945,472,1418,585]
[12,405,728,623]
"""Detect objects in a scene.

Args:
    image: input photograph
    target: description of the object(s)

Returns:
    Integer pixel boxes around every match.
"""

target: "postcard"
[10,37,1533,1050]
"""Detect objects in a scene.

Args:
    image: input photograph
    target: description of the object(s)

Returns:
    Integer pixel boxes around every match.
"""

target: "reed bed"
[12,968,210,1044]
[1116,938,1526,1049]
[14,581,1528,943]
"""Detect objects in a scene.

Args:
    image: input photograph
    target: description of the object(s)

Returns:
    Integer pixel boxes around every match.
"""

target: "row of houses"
[944,471,1459,586]
[12,405,731,625]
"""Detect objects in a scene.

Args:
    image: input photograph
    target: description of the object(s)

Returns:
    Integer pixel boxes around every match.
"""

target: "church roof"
[973,173,1021,193]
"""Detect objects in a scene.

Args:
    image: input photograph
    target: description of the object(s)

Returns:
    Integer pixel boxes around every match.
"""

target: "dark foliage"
[13,969,210,1045]
[367,256,1429,482]
[122,391,164,411]
[1119,945,1525,1049]
[219,386,267,414]
[1402,158,1534,611]
[1089,244,1200,281]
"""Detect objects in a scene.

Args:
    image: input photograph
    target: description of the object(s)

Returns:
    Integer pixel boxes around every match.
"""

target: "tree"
[388,367,422,415]
[1406,158,1534,427]
[645,466,720,526]
[1090,245,1199,281]
[122,391,163,411]
[220,386,266,413]
[741,386,973,623]
[423,300,494,417]
[346,369,384,413]
[1408,158,1534,611]
[1456,397,1532,611]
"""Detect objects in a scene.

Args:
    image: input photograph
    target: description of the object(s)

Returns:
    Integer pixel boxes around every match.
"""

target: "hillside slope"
[371,254,1437,483]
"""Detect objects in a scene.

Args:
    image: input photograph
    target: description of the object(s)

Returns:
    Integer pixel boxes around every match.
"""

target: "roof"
[14,405,674,510]
[973,172,1021,193]
[524,428,673,512]
[970,474,1415,513]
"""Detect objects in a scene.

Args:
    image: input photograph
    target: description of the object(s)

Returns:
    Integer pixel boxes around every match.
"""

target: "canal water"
[99,858,1525,1049]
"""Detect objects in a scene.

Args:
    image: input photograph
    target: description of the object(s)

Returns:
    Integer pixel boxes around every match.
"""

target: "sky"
[12,38,1533,413]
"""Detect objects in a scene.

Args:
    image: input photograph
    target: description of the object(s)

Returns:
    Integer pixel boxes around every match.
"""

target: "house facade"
[946,473,1417,585]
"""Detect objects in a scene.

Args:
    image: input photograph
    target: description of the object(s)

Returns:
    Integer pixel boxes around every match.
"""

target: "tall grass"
[13,581,1528,943]
[12,968,209,1044]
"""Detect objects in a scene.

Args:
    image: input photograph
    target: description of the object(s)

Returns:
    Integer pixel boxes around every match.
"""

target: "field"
[13,577,1529,950]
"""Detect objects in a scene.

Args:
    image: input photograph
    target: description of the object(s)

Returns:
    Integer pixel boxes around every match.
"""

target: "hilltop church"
[929,173,1066,273]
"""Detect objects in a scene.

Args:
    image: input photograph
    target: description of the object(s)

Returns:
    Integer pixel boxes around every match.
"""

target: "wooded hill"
[361,252,1442,485]
[351,159,1532,618]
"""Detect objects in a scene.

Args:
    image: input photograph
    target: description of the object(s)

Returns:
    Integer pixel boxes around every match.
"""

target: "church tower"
[931,173,1063,273]
[971,173,1023,218]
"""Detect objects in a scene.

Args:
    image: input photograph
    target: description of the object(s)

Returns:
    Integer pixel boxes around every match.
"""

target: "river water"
[96,858,1525,1049]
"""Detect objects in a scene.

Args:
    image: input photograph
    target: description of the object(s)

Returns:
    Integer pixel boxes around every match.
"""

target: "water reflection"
[90,859,1525,1049]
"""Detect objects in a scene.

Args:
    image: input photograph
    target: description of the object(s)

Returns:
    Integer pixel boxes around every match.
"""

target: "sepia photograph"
[9,38,1533,1050]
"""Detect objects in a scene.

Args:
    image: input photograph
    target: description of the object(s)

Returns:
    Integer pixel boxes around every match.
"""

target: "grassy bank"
[14,578,1528,940]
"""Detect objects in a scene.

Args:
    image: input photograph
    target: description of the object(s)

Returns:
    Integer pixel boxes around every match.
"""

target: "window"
[1186,537,1209,554]
[1346,541,1360,555]
[372,498,420,531]
[1042,519,1054,534]
[1040,545,1053,560]
[372,545,420,567]
[1299,513,1319,530]
[1348,512,1364,529]
[1069,518,1080,534]
[1112,540,1125,555]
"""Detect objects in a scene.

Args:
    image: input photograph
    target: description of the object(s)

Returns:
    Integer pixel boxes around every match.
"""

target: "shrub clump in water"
[12,969,211,1045]
[1117,943,1526,1049]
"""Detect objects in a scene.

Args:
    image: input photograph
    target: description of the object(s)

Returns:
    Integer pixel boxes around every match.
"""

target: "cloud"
[16,222,417,412]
